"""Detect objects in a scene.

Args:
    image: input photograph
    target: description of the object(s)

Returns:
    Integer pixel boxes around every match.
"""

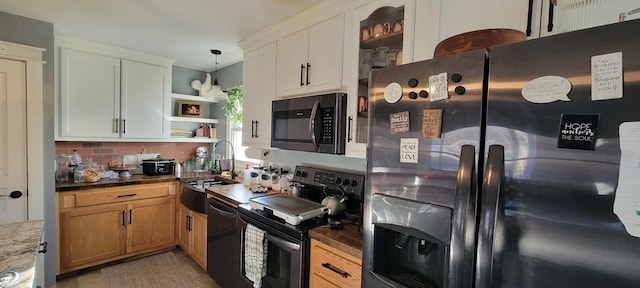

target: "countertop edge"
[309,222,363,260]
[0,219,44,288]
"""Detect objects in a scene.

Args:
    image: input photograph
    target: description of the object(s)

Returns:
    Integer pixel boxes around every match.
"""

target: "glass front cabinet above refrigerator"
[346,0,416,158]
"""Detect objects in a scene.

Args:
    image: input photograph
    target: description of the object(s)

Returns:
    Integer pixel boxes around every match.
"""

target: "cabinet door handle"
[122,210,125,226]
[547,0,555,32]
[38,241,48,254]
[252,121,256,138]
[321,263,349,278]
[347,116,353,142]
[114,118,119,133]
[300,64,305,86]
[129,209,132,225]
[188,215,193,231]
[306,62,311,85]
[255,121,259,138]
[122,119,127,134]
[526,0,534,36]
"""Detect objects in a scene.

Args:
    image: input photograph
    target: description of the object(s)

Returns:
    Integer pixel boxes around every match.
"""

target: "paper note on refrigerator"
[591,52,623,101]
[614,122,640,237]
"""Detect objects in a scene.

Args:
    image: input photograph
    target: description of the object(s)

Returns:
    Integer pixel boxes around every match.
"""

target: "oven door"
[239,215,304,288]
[271,93,346,154]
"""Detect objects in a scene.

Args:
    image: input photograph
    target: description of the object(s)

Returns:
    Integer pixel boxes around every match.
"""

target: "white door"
[0,57,28,224]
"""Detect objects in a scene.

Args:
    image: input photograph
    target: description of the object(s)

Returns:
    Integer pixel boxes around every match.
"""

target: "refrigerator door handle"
[475,144,505,288]
[450,144,477,288]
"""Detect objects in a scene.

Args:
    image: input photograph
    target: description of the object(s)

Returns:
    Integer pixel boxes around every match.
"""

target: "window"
[227,119,253,164]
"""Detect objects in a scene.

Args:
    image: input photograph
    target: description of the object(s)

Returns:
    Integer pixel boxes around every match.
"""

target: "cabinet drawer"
[310,239,362,288]
[75,182,175,207]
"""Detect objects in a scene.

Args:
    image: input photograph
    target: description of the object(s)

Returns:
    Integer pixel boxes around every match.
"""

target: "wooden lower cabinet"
[60,203,127,269]
[57,182,177,274]
[176,203,207,270]
[309,239,362,288]
[128,197,175,253]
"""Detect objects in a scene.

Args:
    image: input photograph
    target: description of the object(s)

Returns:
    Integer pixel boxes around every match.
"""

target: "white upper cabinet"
[243,42,277,148]
[437,0,530,41]
[55,36,174,141]
[59,49,121,139]
[120,60,169,139]
[276,13,345,98]
[537,0,640,38]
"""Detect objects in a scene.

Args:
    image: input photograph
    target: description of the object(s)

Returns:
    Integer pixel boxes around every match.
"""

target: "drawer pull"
[117,193,137,198]
[321,263,349,278]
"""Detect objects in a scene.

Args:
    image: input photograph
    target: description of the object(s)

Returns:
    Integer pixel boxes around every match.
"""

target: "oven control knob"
[351,181,358,187]
[295,171,302,177]
[342,179,350,186]
[335,177,342,185]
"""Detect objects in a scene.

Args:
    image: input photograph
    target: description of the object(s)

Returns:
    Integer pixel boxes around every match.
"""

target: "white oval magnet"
[384,82,403,103]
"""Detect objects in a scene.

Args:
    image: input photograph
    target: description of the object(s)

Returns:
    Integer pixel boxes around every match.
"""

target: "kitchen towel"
[244,223,268,288]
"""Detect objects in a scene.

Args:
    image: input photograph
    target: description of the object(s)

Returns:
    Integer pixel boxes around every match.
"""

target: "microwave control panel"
[321,108,334,144]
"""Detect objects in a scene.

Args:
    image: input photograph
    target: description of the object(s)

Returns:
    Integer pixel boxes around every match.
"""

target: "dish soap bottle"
[243,163,252,187]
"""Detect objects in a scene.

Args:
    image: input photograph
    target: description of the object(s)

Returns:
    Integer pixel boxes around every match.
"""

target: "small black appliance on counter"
[141,158,175,175]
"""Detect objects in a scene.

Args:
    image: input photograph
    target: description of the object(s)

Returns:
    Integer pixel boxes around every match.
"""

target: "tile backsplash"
[55,142,212,166]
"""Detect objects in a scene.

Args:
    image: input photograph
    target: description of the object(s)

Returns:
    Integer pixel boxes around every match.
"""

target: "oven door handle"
[265,233,301,252]
[309,100,320,151]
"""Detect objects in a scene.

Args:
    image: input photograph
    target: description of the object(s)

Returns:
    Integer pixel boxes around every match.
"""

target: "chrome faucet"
[213,140,236,180]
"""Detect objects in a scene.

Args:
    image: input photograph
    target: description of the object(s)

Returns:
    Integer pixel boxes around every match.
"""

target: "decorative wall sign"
[557,114,599,150]
[421,109,443,138]
[591,52,623,101]
[400,138,419,163]
[390,111,410,134]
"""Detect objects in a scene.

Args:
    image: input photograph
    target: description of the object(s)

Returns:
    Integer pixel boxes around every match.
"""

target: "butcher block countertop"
[206,183,275,208]
[0,219,44,288]
[309,220,363,259]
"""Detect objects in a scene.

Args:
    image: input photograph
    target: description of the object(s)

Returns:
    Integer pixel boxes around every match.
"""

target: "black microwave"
[271,93,347,154]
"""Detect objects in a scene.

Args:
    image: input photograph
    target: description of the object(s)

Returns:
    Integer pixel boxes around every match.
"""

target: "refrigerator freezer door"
[481,19,640,288]
[366,49,487,209]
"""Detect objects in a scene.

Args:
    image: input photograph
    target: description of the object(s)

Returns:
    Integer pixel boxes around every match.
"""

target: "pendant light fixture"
[208,49,227,100]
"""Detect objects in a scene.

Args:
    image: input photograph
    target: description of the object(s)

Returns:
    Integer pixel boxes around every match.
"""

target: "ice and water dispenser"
[369,194,451,288]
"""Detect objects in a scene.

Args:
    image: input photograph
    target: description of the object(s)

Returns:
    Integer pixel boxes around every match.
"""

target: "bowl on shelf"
[433,28,526,57]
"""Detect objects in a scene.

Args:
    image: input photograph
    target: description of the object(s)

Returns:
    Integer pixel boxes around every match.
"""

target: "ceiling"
[0,0,322,71]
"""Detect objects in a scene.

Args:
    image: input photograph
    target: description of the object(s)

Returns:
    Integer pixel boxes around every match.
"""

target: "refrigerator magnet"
[557,114,599,150]
[400,138,419,163]
[390,111,410,134]
[422,109,443,138]
[429,72,449,102]
[591,52,623,101]
[521,76,572,104]
[384,82,403,103]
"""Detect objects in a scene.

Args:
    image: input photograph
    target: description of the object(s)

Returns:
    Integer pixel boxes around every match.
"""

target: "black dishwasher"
[207,197,250,288]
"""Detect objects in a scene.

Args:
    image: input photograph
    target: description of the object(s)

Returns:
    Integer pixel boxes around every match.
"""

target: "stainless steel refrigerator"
[363,19,640,288]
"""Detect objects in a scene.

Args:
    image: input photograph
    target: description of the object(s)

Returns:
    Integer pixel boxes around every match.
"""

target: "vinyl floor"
[55,247,220,288]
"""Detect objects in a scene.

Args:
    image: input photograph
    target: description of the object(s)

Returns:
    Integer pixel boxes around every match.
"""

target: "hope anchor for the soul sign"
[558,114,600,150]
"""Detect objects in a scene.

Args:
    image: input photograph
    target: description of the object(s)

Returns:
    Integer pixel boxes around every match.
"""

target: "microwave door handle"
[309,100,320,151]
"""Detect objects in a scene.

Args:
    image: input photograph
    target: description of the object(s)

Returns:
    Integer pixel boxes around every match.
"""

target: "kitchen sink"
[181,176,236,214]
